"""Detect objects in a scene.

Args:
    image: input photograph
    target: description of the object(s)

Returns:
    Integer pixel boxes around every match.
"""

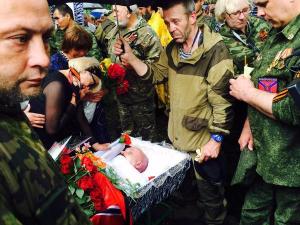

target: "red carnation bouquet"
[103,61,130,95]
[59,144,133,225]
[107,63,126,80]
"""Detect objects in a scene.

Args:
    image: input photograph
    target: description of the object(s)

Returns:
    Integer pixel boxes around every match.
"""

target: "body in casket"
[95,137,191,219]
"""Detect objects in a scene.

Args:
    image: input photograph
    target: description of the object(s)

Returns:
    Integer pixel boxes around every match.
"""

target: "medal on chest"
[267,48,293,72]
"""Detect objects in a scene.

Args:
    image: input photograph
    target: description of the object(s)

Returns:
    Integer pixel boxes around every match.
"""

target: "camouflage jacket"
[249,14,300,187]
[196,11,212,26]
[144,24,234,151]
[49,26,101,60]
[211,16,270,74]
[0,105,91,225]
[106,16,162,105]
[95,18,116,58]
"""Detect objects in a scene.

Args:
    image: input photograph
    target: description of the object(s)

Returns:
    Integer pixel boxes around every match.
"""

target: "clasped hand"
[229,75,255,102]
[113,38,136,68]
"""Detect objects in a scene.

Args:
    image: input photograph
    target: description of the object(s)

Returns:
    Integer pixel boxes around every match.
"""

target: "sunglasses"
[69,67,97,89]
[88,73,97,89]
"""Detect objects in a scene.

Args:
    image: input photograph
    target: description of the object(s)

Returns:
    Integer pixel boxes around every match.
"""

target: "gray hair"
[161,0,195,14]
[215,0,252,22]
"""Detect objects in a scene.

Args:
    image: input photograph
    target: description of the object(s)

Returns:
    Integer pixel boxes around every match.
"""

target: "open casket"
[96,137,191,219]
[51,136,191,220]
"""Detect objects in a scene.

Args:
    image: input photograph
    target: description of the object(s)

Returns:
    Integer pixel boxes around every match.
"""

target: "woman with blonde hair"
[214,0,270,73]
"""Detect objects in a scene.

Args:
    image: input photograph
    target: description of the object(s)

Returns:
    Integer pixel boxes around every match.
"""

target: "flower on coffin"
[81,156,98,173]
[58,142,137,222]
[77,175,94,191]
[148,176,155,181]
[77,151,106,169]
[90,188,105,211]
[119,133,131,145]
[58,144,110,218]
[60,154,73,175]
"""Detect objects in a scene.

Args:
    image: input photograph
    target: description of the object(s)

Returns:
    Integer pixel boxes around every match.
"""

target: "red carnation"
[123,134,131,145]
[116,79,129,95]
[60,154,73,175]
[77,175,94,191]
[107,63,126,80]
[81,156,97,173]
[90,189,105,211]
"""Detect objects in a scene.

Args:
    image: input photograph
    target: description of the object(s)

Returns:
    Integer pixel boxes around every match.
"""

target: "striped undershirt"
[179,29,203,59]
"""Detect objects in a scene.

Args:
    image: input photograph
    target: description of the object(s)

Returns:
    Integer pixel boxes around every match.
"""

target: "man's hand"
[24,104,46,128]
[201,138,222,162]
[113,38,138,68]
[229,76,255,102]
[238,118,254,151]
[92,142,110,151]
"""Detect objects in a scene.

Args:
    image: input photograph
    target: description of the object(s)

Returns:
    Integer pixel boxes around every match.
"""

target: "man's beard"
[118,18,129,28]
[0,71,46,108]
[0,84,41,109]
[142,13,151,21]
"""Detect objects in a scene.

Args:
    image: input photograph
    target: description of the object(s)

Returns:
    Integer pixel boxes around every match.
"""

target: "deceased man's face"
[121,146,148,173]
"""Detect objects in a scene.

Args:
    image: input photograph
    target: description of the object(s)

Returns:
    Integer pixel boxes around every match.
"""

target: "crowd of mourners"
[1,0,300,224]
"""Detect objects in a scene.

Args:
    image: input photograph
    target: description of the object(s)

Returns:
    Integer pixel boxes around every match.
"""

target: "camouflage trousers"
[168,153,226,225]
[117,100,157,142]
[240,176,300,225]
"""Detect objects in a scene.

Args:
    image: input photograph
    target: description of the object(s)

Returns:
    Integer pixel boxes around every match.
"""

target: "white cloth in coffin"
[95,137,189,186]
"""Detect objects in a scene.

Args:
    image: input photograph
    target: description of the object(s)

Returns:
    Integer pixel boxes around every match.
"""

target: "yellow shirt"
[148,12,172,47]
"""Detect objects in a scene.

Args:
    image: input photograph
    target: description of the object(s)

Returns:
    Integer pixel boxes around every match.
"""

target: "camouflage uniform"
[0,105,91,225]
[49,26,101,60]
[240,15,300,225]
[95,18,116,59]
[210,16,270,221]
[214,16,271,74]
[107,16,162,141]
[145,23,234,224]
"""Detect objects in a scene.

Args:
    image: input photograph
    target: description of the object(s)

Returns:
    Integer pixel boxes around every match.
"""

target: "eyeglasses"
[88,73,97,89]
[227,7,250,17]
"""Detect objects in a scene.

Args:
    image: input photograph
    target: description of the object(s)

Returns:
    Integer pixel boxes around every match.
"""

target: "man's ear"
[190,11,197,25]
[66,13,71,20]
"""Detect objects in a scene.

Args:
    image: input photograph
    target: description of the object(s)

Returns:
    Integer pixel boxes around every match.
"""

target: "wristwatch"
[211,134,224,143]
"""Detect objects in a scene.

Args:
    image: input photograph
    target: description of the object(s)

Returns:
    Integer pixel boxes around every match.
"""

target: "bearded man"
[113,0,234,224]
